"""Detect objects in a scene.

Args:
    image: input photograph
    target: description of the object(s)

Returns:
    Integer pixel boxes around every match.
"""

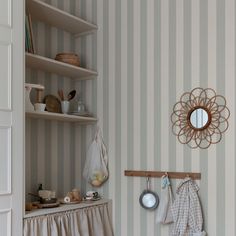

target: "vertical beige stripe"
[64,0,70,13]
[146,0,155,172]
[175,0,184,181]
[146,0,155,234]
[75,0,80,17]
[108,0,116,226]
[133,1,141,236]
[85,0,94,157]
[207,0,217,234]
[85,0,93,22]
[161,0,169,234]
[62,21,72,192]
[160,0,169,169]
[74,125,82,189]
[120,0,128,235]
[50,18,59,191]
[85,0,93,118]
[225,0,235,234]
[97,0,104,131]
[63,123,70,193]
[191,0,200,177]
[96,0,104,198]
[37,120,45,184]
[25,118,31,201]
[36,22,46,185]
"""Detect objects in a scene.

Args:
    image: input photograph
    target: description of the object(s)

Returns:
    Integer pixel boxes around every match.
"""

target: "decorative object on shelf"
[58,89,64,101]
[69,99,93,117]
[57,89,76,114]
[34,103,46,112]
[55,53,80,67]
[60,188,82,204]
[67,90,76,101]
[28,192,57,204]
[44,94,61,113]
[25,13,35,53]
[25,83,45,111]
[83,127,109,187]
[61,100,70,114]
[139,177,159,210]
[83,191,101,201]
[171,87,230,149]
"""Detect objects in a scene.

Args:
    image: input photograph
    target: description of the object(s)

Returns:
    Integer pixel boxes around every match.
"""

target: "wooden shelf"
[26,53,97,79]
[26,0,97,35]
[26,111,97,124]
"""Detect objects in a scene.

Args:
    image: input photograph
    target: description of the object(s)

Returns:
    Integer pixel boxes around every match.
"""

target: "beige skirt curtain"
[23,203,114,236]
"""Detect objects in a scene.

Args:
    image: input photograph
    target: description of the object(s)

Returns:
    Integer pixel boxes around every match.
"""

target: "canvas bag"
[156,175,174,224]
[83,128,109,187]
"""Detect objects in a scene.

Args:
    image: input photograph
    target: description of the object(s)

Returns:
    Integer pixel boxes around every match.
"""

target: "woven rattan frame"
[171,87,230,149]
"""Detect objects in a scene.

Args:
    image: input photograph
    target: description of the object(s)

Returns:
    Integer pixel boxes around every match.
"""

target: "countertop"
[24,198,111,219]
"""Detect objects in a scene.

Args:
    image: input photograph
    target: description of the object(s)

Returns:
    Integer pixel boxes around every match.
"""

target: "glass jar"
[77,100,85,113]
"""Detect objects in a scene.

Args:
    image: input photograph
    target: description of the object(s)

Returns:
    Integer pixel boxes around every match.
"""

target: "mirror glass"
[141,193,157,208]
[190,108,209,129]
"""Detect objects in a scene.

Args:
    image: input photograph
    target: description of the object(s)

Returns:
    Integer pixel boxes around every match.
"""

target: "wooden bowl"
[55,53,80,67]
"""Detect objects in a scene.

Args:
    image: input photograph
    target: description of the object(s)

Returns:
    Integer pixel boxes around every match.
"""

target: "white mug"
[34,103,46,112]
[61,101,70,114]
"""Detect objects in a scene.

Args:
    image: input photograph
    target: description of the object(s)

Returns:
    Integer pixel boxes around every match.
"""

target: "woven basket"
[55,53,80,67]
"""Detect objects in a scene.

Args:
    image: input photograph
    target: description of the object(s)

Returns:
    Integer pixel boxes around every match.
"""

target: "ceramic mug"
[34,103,46,112]
[86,191,98,198]
[61,101,70,114]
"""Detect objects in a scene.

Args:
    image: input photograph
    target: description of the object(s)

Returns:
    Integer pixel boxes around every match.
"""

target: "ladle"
[67,90,76,101]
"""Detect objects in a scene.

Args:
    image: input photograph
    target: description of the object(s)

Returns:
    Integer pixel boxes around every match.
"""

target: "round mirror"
[171,88,230,149]
[190,108,209,129]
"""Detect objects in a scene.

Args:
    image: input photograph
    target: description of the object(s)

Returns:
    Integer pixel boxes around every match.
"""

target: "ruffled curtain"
[24,203,114,236]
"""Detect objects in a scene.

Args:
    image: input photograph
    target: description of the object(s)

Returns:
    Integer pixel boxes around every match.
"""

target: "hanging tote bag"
[156,175,174,224]
[83,127,109,187]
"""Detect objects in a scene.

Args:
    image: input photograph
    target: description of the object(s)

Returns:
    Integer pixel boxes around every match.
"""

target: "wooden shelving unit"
[26,53,97,80]
[26,0,97,35]
[25,1,98,121]
[26,111,97,124]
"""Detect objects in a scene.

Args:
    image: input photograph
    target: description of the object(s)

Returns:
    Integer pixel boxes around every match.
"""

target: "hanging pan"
[139,177,159,210]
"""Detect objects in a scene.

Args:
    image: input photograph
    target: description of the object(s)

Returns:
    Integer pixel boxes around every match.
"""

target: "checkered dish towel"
[171,177,207,236]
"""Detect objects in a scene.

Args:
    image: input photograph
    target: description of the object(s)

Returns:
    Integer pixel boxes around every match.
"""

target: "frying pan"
[139,177,159,210]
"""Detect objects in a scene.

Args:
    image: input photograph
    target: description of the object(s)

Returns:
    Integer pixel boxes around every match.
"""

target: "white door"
[0,0,24,235]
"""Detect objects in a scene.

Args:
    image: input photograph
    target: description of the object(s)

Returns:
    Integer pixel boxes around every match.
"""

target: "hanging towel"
[171,177,207,236]
[156,175,174,224]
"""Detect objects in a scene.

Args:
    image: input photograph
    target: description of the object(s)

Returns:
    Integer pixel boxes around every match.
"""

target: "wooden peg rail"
[124,170,201,180]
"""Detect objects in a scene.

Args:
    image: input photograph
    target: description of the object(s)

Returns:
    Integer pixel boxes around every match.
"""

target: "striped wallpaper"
[25,0,236,235]
[96,0,236,235]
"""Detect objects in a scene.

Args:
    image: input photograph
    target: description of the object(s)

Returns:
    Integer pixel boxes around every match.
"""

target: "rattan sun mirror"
[171,87,230,149]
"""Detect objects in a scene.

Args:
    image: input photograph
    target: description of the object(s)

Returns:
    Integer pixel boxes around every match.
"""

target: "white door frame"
[0,0,24,235]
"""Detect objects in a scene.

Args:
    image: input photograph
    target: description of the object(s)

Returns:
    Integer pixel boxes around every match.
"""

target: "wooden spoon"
[58,89,64,101]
